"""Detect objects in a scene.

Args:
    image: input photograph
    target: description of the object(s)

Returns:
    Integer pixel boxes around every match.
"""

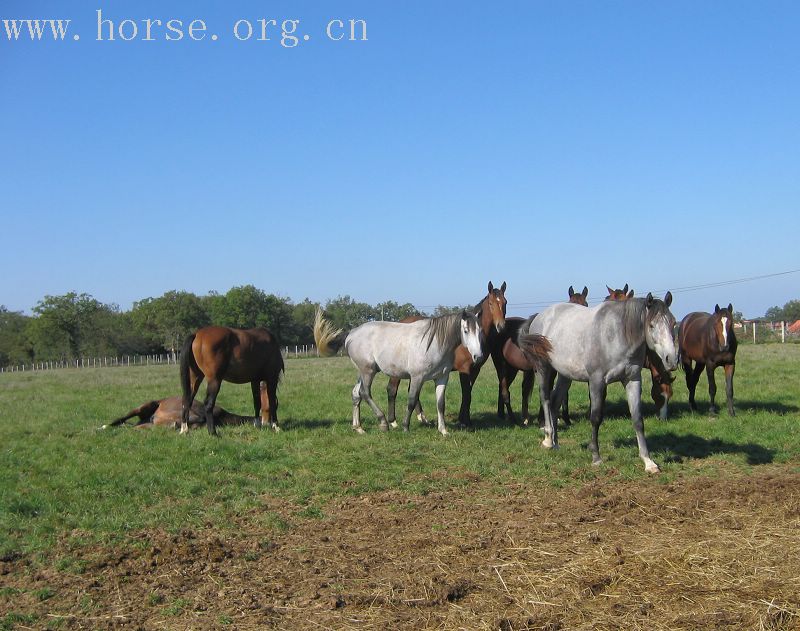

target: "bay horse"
[180,326,284,435]
[315,306,511,436]
[678,304,737,416]
[388,281,508,429]
[102,387,264,430]
[493,286,587,427]
[522,293,677,473]
[605,284,675,419]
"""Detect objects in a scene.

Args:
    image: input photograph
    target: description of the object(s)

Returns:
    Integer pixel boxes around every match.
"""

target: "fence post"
[753,321,757,344]
[782,321,786,343]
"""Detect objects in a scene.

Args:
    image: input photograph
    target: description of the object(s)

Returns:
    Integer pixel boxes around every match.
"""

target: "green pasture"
[1,344,799,558]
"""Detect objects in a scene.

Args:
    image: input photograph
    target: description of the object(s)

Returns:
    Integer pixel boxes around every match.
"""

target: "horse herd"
[106,282,738,474]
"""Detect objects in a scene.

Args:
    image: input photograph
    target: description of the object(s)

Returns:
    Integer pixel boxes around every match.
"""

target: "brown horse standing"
[180,326,284,435]
[678,304,737,416]
[494,285,587,426]
[387,281,507,428]
[605,284,675,419]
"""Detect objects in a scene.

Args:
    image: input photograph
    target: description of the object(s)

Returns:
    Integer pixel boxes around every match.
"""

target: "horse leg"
[251,380,263,429]
[457,370,474,429]
[724,363,735,416]
[351,379,365,434]
[520,370,534,427]
[551,374,572,428]
[387,377,400,429]
[588,379,607,466]
[686,361,704,412]
[491,349,508,419]
[538,370,557,428]
[499,367,518,423]
[358,370,389,431]
[181,371,204,434]
[706,364,719,415]
[561,386,571,427]
[265,377,280,431]
[402,378,425,433]
[538,366,558,450]
[406,380,428,425]
[434,375,450,436]
[625,378,659,473]
[203,379,222,436]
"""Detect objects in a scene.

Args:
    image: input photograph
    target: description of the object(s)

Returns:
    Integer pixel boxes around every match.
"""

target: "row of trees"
[0,286,466,367]
[764,300,800,323]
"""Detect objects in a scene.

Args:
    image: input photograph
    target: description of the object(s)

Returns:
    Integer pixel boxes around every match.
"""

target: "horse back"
[193,326,283,383]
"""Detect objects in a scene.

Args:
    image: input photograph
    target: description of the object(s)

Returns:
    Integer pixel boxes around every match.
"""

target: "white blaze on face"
[650,316,678,370]
[462,319,483,362]
[721,316,728,347]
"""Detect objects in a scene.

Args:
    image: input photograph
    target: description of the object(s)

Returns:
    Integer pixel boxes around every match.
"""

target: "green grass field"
[1,343,799,559]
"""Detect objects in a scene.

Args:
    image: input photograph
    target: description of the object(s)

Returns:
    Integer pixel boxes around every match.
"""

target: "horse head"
[606,283,634,301]
[483,281,507,333]
[713,303,735,352]
[568,285,589,306]
[460,309,484,363]
[644,291,677,371]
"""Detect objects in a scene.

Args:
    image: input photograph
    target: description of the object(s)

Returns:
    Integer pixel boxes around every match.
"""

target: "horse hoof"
[541,438,553,449]
[389,421,399,429]
[645,463,661,474]
[440,429,449,437]
[592,458,603,467]
[708,407,719,416]
[271,424,281,433]
[354,427,366,435]
[379,423,389,432]
[100,424,109,430]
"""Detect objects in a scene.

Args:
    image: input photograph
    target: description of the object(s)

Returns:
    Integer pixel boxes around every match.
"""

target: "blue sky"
[1,1,798,319]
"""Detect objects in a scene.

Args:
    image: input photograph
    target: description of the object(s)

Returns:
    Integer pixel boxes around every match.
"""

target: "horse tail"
[180,332,198,401]
[517,332,552,371]
[314,308,347,357]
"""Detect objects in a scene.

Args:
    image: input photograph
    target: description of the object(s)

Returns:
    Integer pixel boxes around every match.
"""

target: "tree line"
[0,285,468,368]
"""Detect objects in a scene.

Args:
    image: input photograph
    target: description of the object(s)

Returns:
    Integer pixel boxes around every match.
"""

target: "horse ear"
[715,304,721,313]
[628,290,634,298]
[500,281,507,293]
[582,286,588,298]
[488,281,494,293]
[606,285,613,295]
[727,303,733,313]
[664,291,673,307]
[646,292,654,307]
[623,283,629,293]
[568,286,575,297]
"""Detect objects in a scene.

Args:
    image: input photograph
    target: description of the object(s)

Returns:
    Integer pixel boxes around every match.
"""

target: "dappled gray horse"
[520,293,677,473]
[314,309,484,436]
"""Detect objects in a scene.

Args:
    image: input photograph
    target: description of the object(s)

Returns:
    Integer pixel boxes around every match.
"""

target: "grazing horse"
[180,326,284,435]
[605,284,675,419]
[522,293,677,473]
[678,304,737,416]
[493,286,587,426]
[388,281,508,428]
[102,389,264,430]
[315,306,519,436]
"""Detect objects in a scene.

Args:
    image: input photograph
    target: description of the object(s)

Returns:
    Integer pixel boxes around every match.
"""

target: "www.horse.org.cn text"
[2,11,369,47]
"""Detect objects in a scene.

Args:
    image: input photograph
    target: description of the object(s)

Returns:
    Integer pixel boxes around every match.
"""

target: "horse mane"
[424,312,462,351]
[616,296,671,347]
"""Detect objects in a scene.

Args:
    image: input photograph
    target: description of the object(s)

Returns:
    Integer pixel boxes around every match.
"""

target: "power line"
[415,268,800,310]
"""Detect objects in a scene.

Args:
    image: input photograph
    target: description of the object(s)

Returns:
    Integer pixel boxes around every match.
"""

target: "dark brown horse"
[387,281,508,429]
[493,286,587,426]
[102,387,265,430]
[180,326,284,435]
[678,304,737,416]
[605,284,675,419]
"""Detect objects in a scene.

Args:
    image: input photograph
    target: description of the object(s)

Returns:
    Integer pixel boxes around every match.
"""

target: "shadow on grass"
[669,399,799,416]
[613,431,775,465]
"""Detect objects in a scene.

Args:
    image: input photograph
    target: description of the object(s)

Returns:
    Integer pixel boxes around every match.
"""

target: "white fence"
[0,345,318,373]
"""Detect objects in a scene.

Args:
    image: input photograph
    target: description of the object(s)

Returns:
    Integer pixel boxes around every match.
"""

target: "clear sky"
[1,1,798,319]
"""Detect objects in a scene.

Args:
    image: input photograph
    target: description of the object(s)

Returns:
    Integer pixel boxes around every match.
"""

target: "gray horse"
[314,308,487,436]
[520,293,677,473]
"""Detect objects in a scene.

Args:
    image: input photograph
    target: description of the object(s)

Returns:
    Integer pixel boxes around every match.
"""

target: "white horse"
[519,293,677,473]
[314,309,485,435]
